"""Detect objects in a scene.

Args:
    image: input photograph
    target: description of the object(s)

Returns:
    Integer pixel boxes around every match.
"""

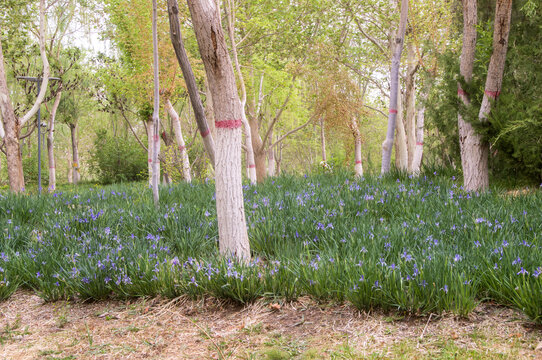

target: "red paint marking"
[178,145,185,152]
[457,88,467,96]
[201,129,210,138]
[248,164,256,168]
[389,109,398,114]
[49,167,55,169]
[416,142,424,146]
[355,160,362,165]
[148,159,152,163]
[153,134,160,142]
[215,119,242,129]
[484,90,501,98]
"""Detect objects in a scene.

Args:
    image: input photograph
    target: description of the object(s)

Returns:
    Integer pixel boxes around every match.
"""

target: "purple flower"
[517,267,529,276]
[441,285,449,294]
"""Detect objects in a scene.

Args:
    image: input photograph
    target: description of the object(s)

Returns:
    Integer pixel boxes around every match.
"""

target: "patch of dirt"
[1,290,541,359]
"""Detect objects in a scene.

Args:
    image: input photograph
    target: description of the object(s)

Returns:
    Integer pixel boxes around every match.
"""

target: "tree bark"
[47,90,62,192]
[381,0,408,174]
[187,0,250,261]
[411,91,427,174]
[146,119,154,187]
[405,42,418,172]
[350,117,363,178]
[223,0,257,184]
[267,128,275,176]
[394,90,408,171]
[69,123,80,184]
[167,0,215,168]
[165,99,192,182]
[320,117,327,163]
[151,0,161,205]
[458,0,482,191]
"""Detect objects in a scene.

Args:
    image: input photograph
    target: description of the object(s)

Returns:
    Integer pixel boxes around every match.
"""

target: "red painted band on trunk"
[200,129,210,138]
[248,164,256,168]
[178,145,185,152]
[153,134,160,142]
[484,90,501,98]
[215,119,243,129]
[416,142,424,146]
[389,109,398,114]
[457,88,467,96]
[355,160,362,164]
[148,159,152,163]
[49,167,55,169]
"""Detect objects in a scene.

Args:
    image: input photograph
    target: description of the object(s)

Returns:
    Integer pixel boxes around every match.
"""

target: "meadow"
[0,173,540,324]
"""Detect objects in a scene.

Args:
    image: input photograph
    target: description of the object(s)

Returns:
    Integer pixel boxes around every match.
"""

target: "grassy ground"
[1,290,541,359]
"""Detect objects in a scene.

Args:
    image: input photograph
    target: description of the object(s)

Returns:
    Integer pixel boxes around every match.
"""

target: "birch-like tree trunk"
[146,119,154,187]
[411,91,428,174]
[47,90,62,192]
[381,0,408,174]
[267,128,275,176]
[69,123,80,184]
[165,99,191,182]
[457,0,480,191]
[224,0,257,184]
[151,0,161,205]
[394,91,408,170]
[187,0,250,261]
[350,117,363,178]
[167,0,215,167]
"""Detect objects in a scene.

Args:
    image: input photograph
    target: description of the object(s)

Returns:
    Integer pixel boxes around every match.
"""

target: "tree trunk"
[187,0,250,261]
[224,0,257,184]
[267,128,275,176]
[394,90,408,171]
[47,90,62,192]
[350,117,363,178]
[165,99,192,182]
[67,151,73,184]
[167,0,215,168]
[411,91,427,174]
[381,0,408,174]
[151,0,161,205]
[405,42,417,172]
[0,40,25,192]
[146,119,154,187]
[320,117,327,163]
[70,123,80,185]
[458,0,482,191]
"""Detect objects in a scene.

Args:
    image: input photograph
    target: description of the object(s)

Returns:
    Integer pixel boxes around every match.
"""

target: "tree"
[187,0,250,261]
[381,0,408,174]
[151,0,160,205]
[0,0,50,192]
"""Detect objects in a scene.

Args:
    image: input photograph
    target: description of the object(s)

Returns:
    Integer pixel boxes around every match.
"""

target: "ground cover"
[0,173,541,324]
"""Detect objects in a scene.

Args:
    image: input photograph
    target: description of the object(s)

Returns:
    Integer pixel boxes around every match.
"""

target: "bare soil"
[1,290,541,359]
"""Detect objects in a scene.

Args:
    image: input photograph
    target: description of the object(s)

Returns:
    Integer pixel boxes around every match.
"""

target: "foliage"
[88,129,147,184]
[0,173,540,323]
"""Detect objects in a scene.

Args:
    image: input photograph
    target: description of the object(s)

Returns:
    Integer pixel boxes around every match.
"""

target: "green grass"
[0,172,541,323]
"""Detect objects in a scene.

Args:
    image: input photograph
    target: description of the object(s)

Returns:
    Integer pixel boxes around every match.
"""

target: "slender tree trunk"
[146,119,153,187]
[67,151,73,183]
[167,0,215,167]
[405,42,417,172]
[349,117,363,178]
[151,0,161,205]
[457,0,481,191]
[320,117,327,163]
[411,90,427,174]
[187,0,250,261]
[70,123,80,184]
[165,100,192,182]
[223,0,257,184]
[394,91,408,170]
[381,0,408,174]
[47,90,61,192]
[267,128,275,176]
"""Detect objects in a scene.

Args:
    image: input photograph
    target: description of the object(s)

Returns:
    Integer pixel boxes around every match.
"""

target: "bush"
[89,129,147,184]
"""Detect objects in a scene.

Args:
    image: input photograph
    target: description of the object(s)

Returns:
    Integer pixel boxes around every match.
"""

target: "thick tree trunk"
[167,0,215,168]
[70,123,80,184]
[394,91,408,171]
[267,128,275,176]
[0,41,25,192]
[458,0,482,191]
[47,90,61,192]
[381,0,408,174]
[187,0,250,261]
[405,42,417,172]
[320,117,327,163]
[165,100,192,182]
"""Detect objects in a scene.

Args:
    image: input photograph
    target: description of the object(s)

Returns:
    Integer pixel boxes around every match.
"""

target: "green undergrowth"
[0,173,541,323]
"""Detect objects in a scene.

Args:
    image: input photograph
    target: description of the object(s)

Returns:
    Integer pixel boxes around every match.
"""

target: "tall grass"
[0,173,540,323]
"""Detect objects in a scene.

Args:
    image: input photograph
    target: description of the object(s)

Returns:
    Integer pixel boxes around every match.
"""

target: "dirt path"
[1,290,541,359]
